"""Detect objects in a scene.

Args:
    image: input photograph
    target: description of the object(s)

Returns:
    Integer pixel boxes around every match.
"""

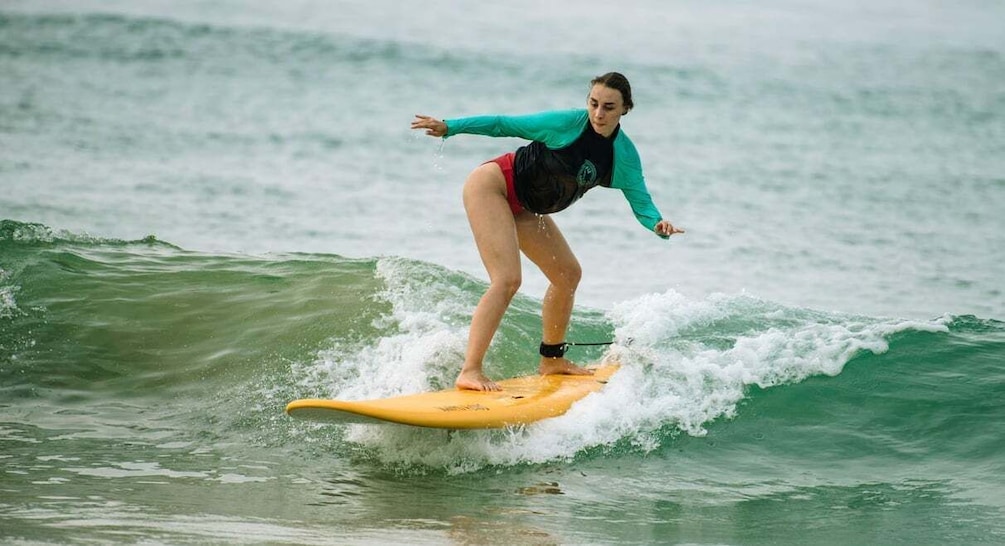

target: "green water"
[2,226,1003,543]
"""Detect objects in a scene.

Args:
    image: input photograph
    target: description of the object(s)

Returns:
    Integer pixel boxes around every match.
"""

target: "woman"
[411,72,683,391]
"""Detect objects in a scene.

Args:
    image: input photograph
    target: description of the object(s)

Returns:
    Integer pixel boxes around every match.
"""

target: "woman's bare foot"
[456,368,502,391]
[539,357,595,376]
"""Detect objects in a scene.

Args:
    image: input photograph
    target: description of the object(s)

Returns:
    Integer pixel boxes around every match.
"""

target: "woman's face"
[587,84,626,137]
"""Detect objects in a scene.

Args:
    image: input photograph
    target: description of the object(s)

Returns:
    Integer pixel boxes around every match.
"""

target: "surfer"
[411,72,684,391]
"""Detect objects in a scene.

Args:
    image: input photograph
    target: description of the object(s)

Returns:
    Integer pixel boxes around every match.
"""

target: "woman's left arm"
[654,219,684,237]
[613,134,684,239]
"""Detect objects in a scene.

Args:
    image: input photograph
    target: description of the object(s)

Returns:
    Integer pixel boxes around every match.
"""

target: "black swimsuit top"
[512,121,618,214]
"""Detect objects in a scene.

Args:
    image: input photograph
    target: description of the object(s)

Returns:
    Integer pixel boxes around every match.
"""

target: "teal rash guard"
[443,109,667,237]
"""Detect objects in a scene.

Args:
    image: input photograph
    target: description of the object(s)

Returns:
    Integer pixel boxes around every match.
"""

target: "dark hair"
[591,72,634,112]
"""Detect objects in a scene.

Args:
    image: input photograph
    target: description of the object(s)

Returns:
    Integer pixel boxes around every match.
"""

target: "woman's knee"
[491,273,522,300]
[540,260,581,294]
[558,261,582,291]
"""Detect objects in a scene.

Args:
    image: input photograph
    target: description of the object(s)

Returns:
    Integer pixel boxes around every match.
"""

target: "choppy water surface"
[2,1,1004,543]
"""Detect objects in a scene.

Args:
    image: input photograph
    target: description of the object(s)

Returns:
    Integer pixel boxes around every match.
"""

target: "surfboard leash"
[539,339,624,358]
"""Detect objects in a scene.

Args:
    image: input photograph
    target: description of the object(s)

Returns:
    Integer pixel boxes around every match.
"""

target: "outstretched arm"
[414,110,587,148]
[411,114,447,137]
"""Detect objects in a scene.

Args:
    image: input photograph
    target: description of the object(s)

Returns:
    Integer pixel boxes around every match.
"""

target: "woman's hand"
[655,220,684,237]
[411,114,447,137]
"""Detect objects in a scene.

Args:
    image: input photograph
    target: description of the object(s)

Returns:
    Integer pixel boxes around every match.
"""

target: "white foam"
[295,257,472,400]
[332,288,951,472]
[0,286,18,319]
[0,267,19,319]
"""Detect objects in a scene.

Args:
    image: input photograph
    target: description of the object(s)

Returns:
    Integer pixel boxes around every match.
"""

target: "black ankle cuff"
[539,342,567,358]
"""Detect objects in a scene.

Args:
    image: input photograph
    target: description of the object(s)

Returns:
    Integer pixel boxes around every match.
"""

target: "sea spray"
[333,289,954,472]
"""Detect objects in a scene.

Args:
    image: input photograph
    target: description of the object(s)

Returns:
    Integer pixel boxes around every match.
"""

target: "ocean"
[2,1,1004,544]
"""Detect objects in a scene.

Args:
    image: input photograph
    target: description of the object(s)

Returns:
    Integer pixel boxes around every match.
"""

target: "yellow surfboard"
[285,364,619,429]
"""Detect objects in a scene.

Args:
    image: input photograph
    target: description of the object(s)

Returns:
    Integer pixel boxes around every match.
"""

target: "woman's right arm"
[411,114,448,137]
[413,110,587,148]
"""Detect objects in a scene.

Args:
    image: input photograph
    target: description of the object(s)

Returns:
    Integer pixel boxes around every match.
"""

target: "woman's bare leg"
[515,214,593,376]
[457,162,522,391]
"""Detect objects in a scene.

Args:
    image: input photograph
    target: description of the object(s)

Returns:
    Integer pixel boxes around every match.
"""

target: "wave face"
[3,219,1002,460]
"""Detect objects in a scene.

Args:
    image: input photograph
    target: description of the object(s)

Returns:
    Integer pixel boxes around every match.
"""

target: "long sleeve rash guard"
[443,109,666,236]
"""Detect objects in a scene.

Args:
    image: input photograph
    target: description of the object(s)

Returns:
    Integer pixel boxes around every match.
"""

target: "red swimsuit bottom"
[487,152,523,215]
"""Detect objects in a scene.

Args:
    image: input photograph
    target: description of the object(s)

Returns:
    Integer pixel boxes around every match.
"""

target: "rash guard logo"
[577,160,598,187]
